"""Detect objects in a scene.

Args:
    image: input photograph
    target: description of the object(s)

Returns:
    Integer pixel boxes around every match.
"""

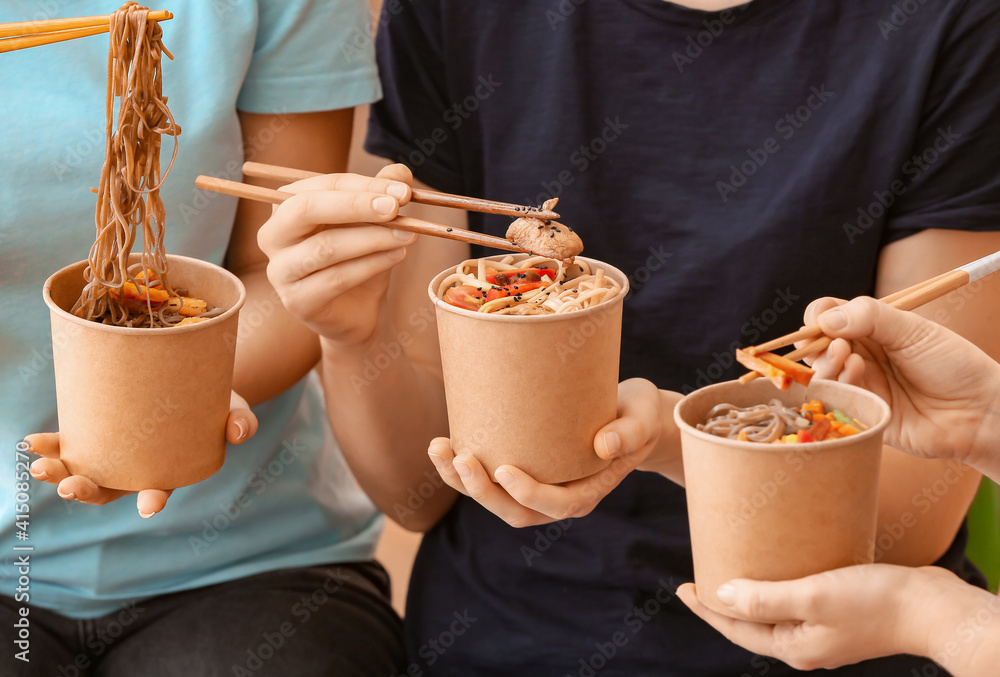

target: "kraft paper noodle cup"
[43,254,246,491]
[674,377,890,619]
[429,255,628,484]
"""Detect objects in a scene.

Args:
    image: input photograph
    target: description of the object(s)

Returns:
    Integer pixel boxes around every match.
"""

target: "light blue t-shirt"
[0,0,383,618]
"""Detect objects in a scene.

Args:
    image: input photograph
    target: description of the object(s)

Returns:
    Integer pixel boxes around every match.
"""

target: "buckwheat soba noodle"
[71,2,215,328]
[698,399,867,444]
[698,400,810,443]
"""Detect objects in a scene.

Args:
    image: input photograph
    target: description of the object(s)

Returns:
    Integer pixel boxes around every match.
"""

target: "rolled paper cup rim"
[43,254,247,333]
[428,254,630,323]
[673,378,892,452]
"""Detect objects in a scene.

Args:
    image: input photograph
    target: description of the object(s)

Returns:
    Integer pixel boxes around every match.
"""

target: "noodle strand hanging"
[72,2,189,328]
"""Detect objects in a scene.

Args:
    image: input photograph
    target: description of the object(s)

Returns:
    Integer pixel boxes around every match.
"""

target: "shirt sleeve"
[364,0,466,193]
[885,0,1000,242]
[237,0,382,114]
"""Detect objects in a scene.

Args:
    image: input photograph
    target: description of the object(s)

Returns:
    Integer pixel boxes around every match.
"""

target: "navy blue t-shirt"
[367,1,1000,675]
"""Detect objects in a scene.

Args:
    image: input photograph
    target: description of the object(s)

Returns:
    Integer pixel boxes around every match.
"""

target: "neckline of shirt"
[617,0,794,27]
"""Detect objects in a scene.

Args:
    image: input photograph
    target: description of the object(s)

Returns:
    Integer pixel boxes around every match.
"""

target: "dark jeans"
[1,561,405,677]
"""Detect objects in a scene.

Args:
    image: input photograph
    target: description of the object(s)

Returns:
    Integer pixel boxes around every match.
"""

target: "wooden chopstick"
[0,10,173,53]
[748,269,961,355]
[739,249,1000,384]
[242,161,561,221]
[195,175,526,253]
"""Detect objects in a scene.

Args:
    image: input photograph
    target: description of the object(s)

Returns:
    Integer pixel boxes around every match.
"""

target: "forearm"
[873,448,980,566]
[318,315,456,531]
[230,267,321,406]
[904,578,1000,677]
[966,390,1000,482]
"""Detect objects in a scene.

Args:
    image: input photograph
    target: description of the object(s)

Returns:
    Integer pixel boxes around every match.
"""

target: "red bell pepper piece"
[444,285,485,311]
[484,282,544,302]
[484,268,555,285]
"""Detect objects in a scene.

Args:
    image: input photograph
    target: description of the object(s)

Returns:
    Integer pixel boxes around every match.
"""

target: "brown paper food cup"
[43,254,246,491]
[429,255,629,484]
[674,377,890,618]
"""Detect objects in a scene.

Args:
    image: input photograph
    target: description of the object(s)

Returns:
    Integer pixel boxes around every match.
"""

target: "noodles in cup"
[435,255,622,315]
[71,2,216,328]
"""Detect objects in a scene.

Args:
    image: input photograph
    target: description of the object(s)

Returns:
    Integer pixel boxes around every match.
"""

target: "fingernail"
[392,228,414,241]
[373,196,396,215]
[821,308,848,331]
[16,440,33,454]
[454,460,472,480]
[716,583,736,606]
[387,184,409,200]
[495,469,515,488]
[235,418,248,441]
[139,510,158,519]
[58,490,76,500]
[31,470,49,481]
[604,431,621,457]
[427,450,443,464]
[387,247,406,261]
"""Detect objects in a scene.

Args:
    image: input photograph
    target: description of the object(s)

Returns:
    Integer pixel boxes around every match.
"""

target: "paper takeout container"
[674,377,890,618]
[429,255,628,484]
[43,254,246,491]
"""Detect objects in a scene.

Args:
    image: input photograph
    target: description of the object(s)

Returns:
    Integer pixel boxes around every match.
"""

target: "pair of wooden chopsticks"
[196,162,559,252]
[242,162,560,221]
[0,10,173,53]
[739,249,1000,384]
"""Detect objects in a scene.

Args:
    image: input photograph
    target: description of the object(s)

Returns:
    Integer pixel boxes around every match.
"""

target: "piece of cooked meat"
[493,303,556,316]
[505,217,584,259]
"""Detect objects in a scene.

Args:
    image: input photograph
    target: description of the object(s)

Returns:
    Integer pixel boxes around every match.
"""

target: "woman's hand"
[677,565,997,673]
[24,391,258,517]
[256,164,416,347]
[427,378,665,527]
[802,296,1000,468]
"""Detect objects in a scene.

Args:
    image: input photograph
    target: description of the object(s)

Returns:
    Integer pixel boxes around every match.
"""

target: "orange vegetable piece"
[801,399,825,416]
[753,351,815,387]
[735,349,793,390]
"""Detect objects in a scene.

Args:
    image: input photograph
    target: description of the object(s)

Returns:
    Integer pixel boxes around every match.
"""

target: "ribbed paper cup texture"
[429,255,628,484]
[674,378,890,619]
[43,254,246,491]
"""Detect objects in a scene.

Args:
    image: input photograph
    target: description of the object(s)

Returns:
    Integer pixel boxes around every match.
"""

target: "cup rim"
[42,254,247,335]
[673,378,891,452]
[427,253,630,323]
